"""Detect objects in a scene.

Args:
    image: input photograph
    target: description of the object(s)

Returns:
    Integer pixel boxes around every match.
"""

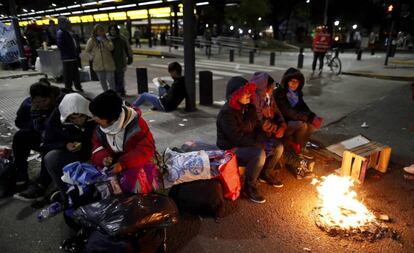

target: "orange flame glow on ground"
[312,174,376,229]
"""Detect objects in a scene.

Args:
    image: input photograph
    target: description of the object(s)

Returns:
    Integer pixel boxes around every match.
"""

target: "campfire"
[311,175,399,241]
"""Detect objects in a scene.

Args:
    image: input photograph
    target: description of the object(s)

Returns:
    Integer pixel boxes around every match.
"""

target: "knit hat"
[89,90,122,122]
[225,76,256,110]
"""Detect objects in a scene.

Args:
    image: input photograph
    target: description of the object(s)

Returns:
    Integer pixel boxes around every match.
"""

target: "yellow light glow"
[94,13,109,21]
[69,16,81,23]
[81,15,95,22]
[109,12,127,20]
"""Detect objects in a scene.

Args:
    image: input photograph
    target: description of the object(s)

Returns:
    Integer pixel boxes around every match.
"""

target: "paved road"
[0,53,413,253]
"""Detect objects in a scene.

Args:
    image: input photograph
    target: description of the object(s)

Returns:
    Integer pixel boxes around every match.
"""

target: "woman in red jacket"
[89,90,160,194]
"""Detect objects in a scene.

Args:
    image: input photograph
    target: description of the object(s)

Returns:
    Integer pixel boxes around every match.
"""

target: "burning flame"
[312,174,376,229]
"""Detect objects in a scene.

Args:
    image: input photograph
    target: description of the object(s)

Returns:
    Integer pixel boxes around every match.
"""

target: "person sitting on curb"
[251,72,286,188]
[132,62,187,112]
[13,79,62,202]
[273,68,319,179]
[216,76,267,204]
[89,90,160,194]
[42,93,96,205]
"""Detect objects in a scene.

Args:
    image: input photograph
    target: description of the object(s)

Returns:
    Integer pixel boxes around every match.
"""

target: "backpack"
[168,179,225,218]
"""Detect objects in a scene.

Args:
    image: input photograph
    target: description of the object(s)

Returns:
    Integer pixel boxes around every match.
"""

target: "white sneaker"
[403,164,414,174]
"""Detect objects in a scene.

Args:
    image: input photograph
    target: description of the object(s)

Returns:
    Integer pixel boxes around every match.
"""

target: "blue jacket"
[15,97,54,133]
[56,29,78,60]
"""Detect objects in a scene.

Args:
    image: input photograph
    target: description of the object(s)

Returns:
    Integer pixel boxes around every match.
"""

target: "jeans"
[235,146,266,187]
[262,139,284,176]
[96,71,115,91]
[63,60,82,90]
[285,121,315,148]
[12,129,50,187]
[132,89,166,111]
[312,52,326,71]
[44,150,80,200]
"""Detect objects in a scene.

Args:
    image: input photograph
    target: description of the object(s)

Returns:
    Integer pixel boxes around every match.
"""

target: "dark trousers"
[285,121,315,148]
[262,139,284,176]
[63,60,82,90]
[12,129,51,187]
[114,70,126,95]
[312,52,326,71]
[45,150,80,202]
[235,147,266,187]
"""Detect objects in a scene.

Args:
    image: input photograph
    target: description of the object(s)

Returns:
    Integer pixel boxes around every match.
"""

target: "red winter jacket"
[313,32,331,53]
[91,107,155,171]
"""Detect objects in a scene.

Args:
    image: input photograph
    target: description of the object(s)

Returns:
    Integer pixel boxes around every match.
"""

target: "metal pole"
[183,0,196,111]
[323,0,329,26]
[8,0,25,69]
[270,52,275,66]
[384,20,394,66]
[147,9,152,48]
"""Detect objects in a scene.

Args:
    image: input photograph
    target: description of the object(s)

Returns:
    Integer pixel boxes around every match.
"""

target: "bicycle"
[325,48,342,75]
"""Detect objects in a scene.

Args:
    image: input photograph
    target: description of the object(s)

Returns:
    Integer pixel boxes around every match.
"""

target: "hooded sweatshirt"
[250,72,285,126]
[216,76,263,150]
[273,68,315,123]
[43,93,96,160]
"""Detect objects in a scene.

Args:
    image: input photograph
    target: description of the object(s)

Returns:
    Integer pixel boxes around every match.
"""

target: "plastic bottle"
[37,202,62,221]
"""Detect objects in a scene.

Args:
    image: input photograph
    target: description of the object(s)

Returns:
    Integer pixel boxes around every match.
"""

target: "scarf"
[287,89,299,108]
[100,107,137,153]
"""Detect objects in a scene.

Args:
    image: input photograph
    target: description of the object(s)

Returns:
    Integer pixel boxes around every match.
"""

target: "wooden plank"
[369,152,380,169]
[340,151,353,176]
[350,156,363,181]
[358,159,369,184]
[376,147,392,173]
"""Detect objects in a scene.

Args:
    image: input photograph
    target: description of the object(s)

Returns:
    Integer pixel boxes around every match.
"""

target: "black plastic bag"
[169,179,225,218]
[0,156,14,198]
[72,194,179,237]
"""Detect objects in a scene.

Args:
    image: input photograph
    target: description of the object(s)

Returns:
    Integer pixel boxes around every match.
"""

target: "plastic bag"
[163,148,211,189]
[72,194,179,237]
[215,151,241,201]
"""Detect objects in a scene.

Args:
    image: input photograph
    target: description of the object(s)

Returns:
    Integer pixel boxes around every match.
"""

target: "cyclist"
[312,26,331,76]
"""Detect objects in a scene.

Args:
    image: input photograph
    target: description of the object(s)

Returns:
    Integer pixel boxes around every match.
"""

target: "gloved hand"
[262,120,277,134]
[127,57,133,65]
[274,122,287,138]
[311,116,323,129]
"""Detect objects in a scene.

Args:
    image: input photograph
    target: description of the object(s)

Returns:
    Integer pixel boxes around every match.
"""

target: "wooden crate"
[340,142,391,183]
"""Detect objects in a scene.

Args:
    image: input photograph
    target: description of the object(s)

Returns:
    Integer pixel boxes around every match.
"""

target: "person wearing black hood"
[216,76,267,204]
[274,68,322,179]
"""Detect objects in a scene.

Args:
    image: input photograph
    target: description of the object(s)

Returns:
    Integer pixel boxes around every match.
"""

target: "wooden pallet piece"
[340,151,368,183]
[349,142,391,173]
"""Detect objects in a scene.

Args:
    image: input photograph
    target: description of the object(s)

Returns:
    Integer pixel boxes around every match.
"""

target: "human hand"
[262,120,277,134]
[111,163,123,174]
[274,123,287,138]
[102,156,113,167]
[66,142,82,152]
[311,116,323,129]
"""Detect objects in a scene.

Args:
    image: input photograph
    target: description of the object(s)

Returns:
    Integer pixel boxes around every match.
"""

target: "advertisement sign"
[0,22,19,63]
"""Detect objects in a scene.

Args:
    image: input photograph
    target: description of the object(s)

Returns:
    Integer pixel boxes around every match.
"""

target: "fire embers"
[311,175,400,241]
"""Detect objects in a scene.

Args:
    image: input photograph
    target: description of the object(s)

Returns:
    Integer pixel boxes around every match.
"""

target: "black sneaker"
[13,183,45,202]
[244,185,266,204]
[259,174,284,188]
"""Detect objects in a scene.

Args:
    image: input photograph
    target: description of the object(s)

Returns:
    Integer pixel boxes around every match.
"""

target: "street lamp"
[352,24,357,30]
[334,20,339,26]
[230,25,234,31]
[258,17,262,21]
